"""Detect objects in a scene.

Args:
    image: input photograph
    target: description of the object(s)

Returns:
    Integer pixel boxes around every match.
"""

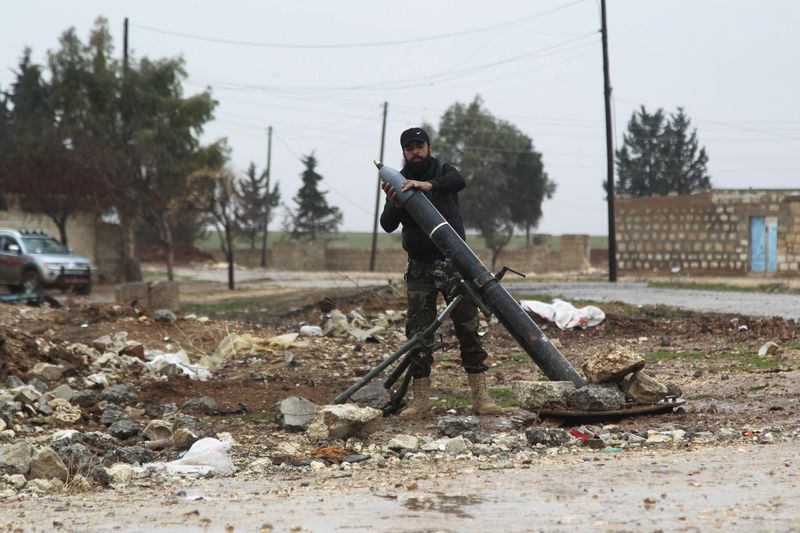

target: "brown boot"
[468,373,501,415]
[398,377,432,419]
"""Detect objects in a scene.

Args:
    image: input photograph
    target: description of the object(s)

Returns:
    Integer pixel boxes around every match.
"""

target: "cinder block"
[150,281,180,312]
[115,282,150,309]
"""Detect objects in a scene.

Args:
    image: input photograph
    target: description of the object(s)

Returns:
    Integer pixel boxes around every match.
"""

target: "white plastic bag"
[519,298,605,330]
[165,437,235,475]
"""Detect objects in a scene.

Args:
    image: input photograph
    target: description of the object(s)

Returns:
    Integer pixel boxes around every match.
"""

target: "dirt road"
[6,443,798,532]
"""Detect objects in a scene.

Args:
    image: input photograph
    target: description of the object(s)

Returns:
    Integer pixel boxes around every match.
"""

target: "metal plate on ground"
[539,397,686,419]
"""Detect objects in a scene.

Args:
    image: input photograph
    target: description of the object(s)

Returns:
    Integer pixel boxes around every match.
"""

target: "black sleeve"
[429,163,465,193]
[380,200,402,233]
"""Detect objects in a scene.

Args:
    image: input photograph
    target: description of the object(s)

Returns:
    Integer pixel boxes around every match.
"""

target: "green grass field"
[195,231,609,253]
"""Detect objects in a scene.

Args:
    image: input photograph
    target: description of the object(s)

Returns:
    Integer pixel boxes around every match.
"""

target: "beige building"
[616,189,800,275]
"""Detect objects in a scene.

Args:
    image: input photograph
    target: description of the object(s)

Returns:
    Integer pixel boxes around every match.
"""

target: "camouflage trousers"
[405,259,489,378]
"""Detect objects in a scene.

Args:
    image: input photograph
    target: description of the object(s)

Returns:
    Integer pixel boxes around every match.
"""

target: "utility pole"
[123,18,129,73]
[261,125,273,268]
[601,0,618,282]
[369,102,388,271]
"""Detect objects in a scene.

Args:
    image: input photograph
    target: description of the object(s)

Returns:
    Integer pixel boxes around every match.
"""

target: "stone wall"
[616,189,800,274]
[211,234,592,274]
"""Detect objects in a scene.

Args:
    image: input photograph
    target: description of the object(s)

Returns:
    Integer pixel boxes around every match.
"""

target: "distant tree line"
[0,18,341,289]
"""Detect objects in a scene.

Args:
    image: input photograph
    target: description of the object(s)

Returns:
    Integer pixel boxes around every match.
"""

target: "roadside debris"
[519,298,605,330]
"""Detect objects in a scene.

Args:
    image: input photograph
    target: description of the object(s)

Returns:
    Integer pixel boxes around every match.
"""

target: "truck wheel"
[20,269,42,294]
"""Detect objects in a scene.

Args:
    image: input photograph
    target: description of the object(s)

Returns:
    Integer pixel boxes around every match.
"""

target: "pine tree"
[238,162,267,250]
[290,153,342,240]
[616,106,711,197]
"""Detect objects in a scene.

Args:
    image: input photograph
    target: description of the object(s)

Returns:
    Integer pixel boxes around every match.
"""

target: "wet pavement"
[507,281,800,320]
[7,443,799,532]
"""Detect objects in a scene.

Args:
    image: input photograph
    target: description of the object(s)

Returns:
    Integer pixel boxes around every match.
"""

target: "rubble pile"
[0,290,797,500]
[512,345,676,412]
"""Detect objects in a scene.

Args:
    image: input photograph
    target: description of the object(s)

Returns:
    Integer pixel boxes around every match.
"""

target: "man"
[380,127,500,419]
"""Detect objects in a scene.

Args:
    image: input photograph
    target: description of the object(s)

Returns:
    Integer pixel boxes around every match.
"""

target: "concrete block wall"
[208,234,592,274]
[616,190,800,274]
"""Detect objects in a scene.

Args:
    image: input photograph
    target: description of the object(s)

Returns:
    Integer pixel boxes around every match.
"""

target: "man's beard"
[407,155,432,179]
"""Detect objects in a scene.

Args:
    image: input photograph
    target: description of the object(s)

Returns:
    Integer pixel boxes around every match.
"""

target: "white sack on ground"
[140,438,235,476]
[519,298,605,330]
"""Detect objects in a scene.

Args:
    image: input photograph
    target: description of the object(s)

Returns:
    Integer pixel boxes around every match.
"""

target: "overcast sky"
[2,1,798,235]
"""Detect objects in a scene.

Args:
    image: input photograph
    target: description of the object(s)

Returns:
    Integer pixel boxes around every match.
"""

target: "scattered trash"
[519,298,605,330]
[758,341,780,356]
[142,438,235,476]
[145,350,212,381]
[299,325,323,337]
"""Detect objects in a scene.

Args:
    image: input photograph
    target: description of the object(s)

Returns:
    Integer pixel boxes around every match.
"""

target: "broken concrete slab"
[622,371,670,404]
[29,447,68,482]
[30,363,65,382]
[387,434,419,451]
[582,345,645,383]
[565,384,627,411]
[0,442,33,475]
[278,397,318,431]
[511,380,576,410]
[306,404,382,441]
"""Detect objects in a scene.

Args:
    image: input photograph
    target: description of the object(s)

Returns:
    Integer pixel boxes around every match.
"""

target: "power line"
[130,0,586,50]
[195,33,599,94]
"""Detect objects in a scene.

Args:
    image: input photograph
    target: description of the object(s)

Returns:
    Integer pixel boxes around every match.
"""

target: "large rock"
[565,384,627,411]
[350,382,391,409]
[511,381,576,410]
[53,443,95,474]
[13,385,42,405]
[278,397,318,431]
[30,363,66,382]
[30,447,68,482]
[50,384,76,402]
[306,404,382,441]
[103,446,153,466]
[106,463,134,484]
[387,434,419,451]
[100,404,131,426]
[99,384,139,406]
[437,416,481,437]
[153,309,177,324]
[108,420,141,440]
[0,442,33,475]
[181,396,217,414]
[525,428,571,447]
[70,390,97,407]
[582,346,645,383]
[622,371,669,404]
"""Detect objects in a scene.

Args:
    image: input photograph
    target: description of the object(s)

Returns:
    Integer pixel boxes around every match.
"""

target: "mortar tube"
[375,161,586,387]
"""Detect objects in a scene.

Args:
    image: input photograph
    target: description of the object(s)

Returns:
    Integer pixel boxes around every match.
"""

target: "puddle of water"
[401,492,484,519]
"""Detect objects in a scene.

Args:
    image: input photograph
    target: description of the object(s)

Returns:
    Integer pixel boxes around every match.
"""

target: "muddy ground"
[1,278,799,531]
